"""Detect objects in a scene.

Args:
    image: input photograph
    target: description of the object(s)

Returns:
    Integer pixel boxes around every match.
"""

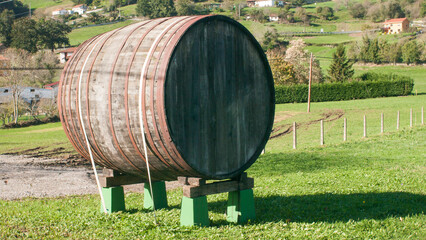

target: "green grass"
[68,20,136,46]
[0,122,74,158]
[118,4,137,16]
[22,0,73,9]
[0,126,424,238]
[303,34,359,45]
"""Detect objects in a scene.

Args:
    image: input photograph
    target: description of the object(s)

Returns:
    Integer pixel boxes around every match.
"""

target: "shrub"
[275,73,414,104]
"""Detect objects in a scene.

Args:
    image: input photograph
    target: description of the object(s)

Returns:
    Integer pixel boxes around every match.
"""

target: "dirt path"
[0,155,182,200]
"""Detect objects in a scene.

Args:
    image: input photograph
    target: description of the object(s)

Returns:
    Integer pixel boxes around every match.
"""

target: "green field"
[67,20,136,46]
[21,0,73,10]
[0,125,424,238]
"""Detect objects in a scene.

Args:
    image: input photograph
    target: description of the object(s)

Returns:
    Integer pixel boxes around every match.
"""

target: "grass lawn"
[0,126,424,238]
[68,20,136,46]
[21,0,73,9]
[118,4,137,16]
[0,122,75,158]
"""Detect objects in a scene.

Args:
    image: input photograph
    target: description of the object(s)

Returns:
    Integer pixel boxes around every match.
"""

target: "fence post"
[320,120,324,145]
[397,111,400,130]
[410,108,413,128]
[363,115,367,138]
[293,122,297,149]
[381,113,384,134]
[343,118,347,142]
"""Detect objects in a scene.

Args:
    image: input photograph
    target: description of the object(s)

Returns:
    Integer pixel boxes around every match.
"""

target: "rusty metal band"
[61,40,91,159]
[58,45,87,159]
[156,15,210,175]
[124,18,177,176]
[140,17,188,173]
[63,36,101,160]
[69,35,110,167]
[82,27,130,172]
[140,17,193,174]
[149,16,202,175]
[107,20,159,177]
[73,34,109,164]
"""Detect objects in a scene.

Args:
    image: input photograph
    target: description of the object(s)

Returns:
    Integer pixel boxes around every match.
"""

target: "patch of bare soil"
[3,146,88,166]
[0,155,182,200]
[270,109,344,139]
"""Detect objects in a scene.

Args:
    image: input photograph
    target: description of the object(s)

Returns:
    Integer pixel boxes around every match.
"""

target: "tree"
[136,0,176,19]
[0,9,14,47]
[291,0,305,7]
[367,38,381,64]
[0,49,58,124]
[285,39,323,84]
[10,18,38,53]
[401,40,422,64]
[319,7,334,20]
[0,0,28,15]
[261,29,287,51]
[327,44,354,82]
[266,47,296,85]
[36,19,72,51]
[349,3,367,19]
[176,0,196,16]
[387,42,402,65]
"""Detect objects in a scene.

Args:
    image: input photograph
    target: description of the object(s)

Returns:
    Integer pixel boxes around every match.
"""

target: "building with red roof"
[383,18,410,34]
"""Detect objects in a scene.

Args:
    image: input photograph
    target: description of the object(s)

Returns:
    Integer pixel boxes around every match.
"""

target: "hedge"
[275,73,414,104]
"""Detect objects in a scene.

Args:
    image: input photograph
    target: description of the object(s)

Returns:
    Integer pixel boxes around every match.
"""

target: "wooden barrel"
[58,15,274,181]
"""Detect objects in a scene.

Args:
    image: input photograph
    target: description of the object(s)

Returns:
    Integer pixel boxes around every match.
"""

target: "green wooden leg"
[227,189,255,223]
[180,196,209,227]
[144,181,168,210]
[101,186,125,213]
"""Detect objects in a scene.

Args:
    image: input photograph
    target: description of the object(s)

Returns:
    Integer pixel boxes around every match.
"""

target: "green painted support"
[144,181,168,210]
[226,189,255,223]
[101,186,125,214]
[180,196,209,227]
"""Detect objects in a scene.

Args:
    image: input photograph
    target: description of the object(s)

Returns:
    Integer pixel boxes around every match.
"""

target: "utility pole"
[29,3,31,18]
[307,52,313,113]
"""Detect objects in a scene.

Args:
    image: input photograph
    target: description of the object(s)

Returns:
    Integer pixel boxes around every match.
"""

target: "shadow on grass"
[208,192,425,223]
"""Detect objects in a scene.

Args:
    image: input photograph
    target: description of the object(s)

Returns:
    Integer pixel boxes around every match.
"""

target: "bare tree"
[285,39,323,84]
[0,49,58,124]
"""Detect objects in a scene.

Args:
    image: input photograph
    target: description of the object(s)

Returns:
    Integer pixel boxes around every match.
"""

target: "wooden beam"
[177,177,206,186]
[99,173,145,188]
[183,178,254,198]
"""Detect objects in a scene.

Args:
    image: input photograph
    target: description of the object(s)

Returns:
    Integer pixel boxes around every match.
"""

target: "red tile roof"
[384,18,408,24]
[58,47,77,53]
[44,81,59,89]
[73,4,86,8]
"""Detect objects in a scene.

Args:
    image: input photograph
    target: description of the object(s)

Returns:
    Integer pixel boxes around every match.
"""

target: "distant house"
[269,14,279,22]
[52,8,68,16]
[58,47,77,63]
[72,4,87,15]
[254,0,283,7]
[247,0,256,7]
[0,87,55,105]
[383,18,410,34]
[44,81,59,90]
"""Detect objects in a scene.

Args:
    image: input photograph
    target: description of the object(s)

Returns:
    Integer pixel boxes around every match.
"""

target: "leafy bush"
[1,115,60,129]
[275,73,414,104]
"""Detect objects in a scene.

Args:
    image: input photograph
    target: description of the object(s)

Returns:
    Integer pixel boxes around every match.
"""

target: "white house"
[52,8,68,16]
[57,47,77,63]
[72,4,87,15]
[254,0,284,7]
[269,14,279,22]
